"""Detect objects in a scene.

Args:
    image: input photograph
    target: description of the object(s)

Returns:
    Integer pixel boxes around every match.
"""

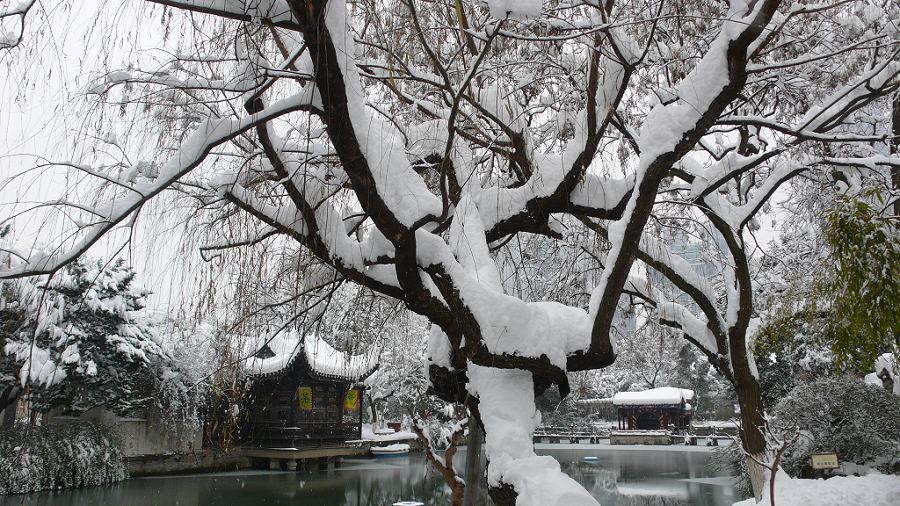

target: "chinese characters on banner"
[344,389,360,412]
[297,386,313,410]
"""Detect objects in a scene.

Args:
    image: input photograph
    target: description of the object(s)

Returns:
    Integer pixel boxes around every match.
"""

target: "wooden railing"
[247,422,361,448]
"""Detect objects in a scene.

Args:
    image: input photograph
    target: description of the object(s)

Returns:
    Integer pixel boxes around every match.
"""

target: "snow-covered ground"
[731,473,900,506]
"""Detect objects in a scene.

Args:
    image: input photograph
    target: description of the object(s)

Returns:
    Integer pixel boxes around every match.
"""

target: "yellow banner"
[344,389,360,411]
[297,386,313,410]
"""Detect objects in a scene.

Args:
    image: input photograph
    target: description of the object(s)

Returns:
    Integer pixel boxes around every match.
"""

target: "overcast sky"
[0,1,201,312]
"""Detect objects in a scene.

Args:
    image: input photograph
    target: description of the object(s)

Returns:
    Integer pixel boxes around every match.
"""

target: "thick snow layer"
[873,353,900,396]
[5,341,65,387]
[371,443,410,452]
[324,0,441,227]
[467,364,599,506]
[613,387,694,406]
[355,425,418,443]
[303,332,376,380]
[481,0,542,20]
[477,56,628,234]
[638,0,755,163]
[426,326,453,369]
[731,473,900,506]
[657,297,718,354]
[244,330,300,375]
[590,0,761,325]
[419,196,593,367]
[244,330,377,380]
[450,196,504,290]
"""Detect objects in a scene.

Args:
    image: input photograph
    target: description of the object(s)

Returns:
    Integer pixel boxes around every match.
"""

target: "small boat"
[582,456,599,462]
[371,443,410,457]
[392,502,424,506]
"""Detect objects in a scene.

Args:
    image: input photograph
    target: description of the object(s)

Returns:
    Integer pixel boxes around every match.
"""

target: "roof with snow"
[575,397,614,406]
[244,330,378,383]
[612,387,695,406]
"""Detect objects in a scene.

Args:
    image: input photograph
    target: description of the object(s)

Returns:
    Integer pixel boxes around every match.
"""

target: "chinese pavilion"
[613,387,695,432]
[240,331,378,448]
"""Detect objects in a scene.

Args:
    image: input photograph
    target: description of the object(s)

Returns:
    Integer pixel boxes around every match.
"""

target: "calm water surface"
[1,444,739,506]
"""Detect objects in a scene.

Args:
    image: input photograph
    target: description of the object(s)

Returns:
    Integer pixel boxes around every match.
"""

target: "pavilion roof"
[244,329,378,382]
[612,387,695,406]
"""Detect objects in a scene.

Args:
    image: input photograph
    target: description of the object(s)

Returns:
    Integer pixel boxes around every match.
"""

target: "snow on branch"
[656,295,719,356]
[587,0,782,355]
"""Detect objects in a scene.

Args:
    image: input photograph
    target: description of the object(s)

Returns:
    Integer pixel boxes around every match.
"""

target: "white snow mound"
[731,473,900,506]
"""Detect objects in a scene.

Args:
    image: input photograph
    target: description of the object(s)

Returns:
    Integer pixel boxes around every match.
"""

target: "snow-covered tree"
[1,258,165,416]
[772,377,900,476]
[2,0,898,502]
[365,329,429,427]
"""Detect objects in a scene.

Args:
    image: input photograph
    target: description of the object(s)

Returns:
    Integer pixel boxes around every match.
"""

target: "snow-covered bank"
[534,442,724,453]
[731,474,900,506]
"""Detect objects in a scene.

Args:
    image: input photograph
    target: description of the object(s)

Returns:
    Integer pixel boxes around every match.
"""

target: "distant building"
[240,331,378,448]
[612,387,695,432]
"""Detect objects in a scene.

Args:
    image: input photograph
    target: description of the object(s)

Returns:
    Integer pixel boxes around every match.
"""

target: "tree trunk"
[891,94,899,217]
[1,393,18,427]
[412,417,466,506]
[734,370,768,501]
[0,386,19,424]
[367,395,378,428]
[463,414,484,506]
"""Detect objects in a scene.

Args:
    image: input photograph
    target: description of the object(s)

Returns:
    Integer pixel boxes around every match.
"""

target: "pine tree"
[2,259,164,416]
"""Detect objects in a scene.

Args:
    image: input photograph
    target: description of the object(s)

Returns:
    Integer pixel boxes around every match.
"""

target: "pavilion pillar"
[286,459,298,471]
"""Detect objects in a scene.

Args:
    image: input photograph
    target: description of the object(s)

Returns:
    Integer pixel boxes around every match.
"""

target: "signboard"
[344,389,360,411]
[297,386,313,410]
[810,453,839,470]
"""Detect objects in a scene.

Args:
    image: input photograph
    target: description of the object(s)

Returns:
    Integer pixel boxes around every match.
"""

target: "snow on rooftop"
[244,329,377,381]
[612,387,695,406]
[575,397,614,406]
[303,332,378,381]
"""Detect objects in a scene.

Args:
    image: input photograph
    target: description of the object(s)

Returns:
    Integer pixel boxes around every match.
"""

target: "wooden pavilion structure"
[240,331,378,448]
[613,387,695,432]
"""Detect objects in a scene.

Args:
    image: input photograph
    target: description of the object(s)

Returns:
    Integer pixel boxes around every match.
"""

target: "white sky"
[1,1,201,312]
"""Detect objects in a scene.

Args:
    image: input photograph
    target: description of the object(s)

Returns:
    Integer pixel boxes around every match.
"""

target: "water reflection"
[0,446,738,506]
[548,447,738,506]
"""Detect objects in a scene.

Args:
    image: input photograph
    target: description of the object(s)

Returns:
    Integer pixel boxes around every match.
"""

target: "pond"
[0,444,740,506]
